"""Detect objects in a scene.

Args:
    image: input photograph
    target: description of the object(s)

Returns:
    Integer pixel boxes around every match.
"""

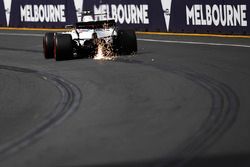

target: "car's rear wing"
[75,20,116,29]
[78,10,112,22]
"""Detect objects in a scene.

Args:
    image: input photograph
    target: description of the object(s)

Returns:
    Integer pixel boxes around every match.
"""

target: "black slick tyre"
[43,32,54,59]
[54,34,73,61]
[116,30,137,55]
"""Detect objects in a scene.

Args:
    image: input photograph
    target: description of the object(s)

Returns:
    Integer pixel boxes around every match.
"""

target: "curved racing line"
[114,59,240,167]
[155,64,239,167]
[0,33,241,167]
[0,65,81,159]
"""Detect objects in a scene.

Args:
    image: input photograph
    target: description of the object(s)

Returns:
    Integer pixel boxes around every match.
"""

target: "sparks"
[94,44,106,60]
[94,42,117,60]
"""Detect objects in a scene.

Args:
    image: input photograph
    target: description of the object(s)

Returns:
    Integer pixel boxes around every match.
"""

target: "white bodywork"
[63,27,117,45]
[62,15,118,45]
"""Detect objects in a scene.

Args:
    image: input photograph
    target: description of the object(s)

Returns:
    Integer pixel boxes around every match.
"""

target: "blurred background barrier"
[0,0,249,34]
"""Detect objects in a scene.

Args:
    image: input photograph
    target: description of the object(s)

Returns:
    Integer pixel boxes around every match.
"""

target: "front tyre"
[54,34,73,61]
[43,32,54,59]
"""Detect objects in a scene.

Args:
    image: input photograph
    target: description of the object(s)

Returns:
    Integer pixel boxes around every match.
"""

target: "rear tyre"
[43,32,54,59]
[54,34,73,61]
[115,30,137,55]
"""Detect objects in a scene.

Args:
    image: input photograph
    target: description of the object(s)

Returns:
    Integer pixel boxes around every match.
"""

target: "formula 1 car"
[43,14,137,61]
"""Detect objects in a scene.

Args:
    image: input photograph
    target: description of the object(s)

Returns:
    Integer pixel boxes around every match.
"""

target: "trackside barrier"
[0,0,250,34]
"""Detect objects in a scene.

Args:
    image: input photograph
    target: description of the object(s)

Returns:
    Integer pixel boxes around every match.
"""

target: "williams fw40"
[43,19,137,61]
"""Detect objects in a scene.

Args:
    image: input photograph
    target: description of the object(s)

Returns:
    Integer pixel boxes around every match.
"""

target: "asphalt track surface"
[0,30,250,167]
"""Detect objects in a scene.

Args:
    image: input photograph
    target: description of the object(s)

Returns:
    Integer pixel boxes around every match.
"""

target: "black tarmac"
[0,30,250,167]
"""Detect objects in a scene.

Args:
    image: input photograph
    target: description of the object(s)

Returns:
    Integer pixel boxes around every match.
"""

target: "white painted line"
[138,38,250,48]
[0,32,249,48]
[0,32,43,37]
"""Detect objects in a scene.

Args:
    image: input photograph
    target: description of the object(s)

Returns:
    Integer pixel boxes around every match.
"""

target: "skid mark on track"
[0,65,81,160]
[114,58,239,167]
[155,65,239,167]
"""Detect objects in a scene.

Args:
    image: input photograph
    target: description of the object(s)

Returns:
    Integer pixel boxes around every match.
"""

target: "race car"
[43,14,137,61]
